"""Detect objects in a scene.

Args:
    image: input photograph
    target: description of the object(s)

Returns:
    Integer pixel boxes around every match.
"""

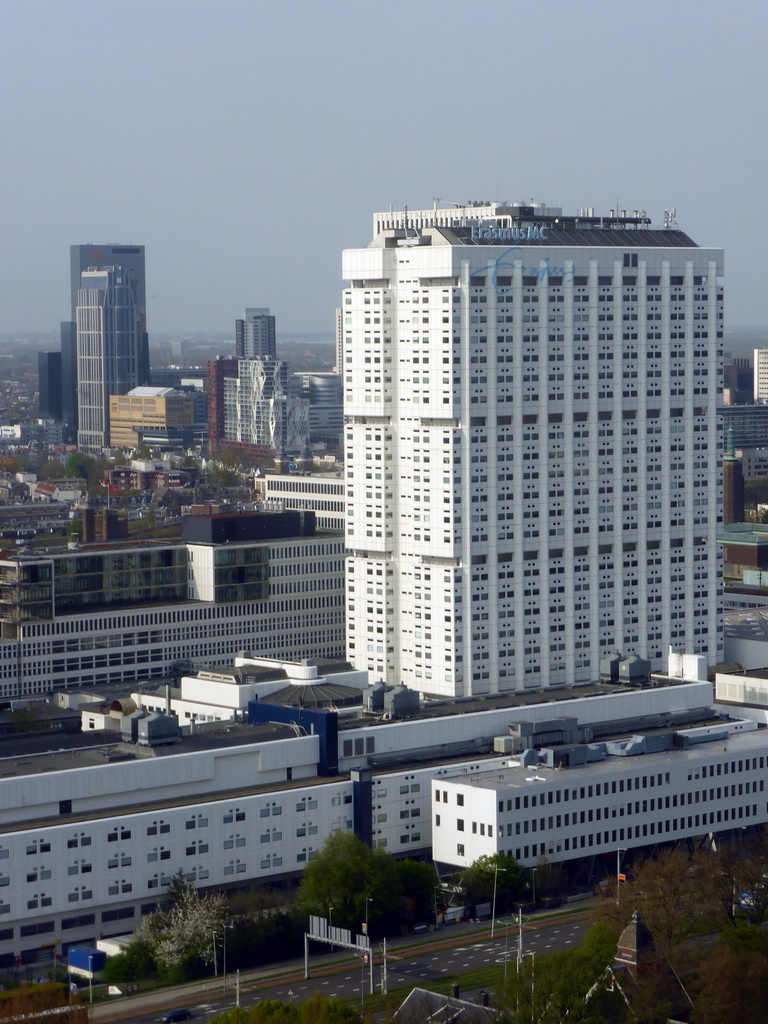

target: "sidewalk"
[89,902,594,1021]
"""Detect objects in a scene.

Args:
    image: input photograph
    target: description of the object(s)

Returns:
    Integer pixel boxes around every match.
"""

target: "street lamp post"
[222,925,233,998]
[491,863,506,938]
[365,896,374,994]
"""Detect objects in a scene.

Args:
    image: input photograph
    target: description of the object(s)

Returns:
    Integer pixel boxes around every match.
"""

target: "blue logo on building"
[470,247,575,290]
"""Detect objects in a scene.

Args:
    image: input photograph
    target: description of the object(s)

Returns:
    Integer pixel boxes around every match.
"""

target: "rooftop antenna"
[663,207,678,228]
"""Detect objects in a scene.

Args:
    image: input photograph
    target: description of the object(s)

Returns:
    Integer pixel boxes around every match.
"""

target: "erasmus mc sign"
[470,224,548,242]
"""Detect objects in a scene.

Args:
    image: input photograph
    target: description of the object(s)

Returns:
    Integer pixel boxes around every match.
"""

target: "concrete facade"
[343,201,723,696]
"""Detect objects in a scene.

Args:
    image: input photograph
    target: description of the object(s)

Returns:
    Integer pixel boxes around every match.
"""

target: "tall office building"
[61,245,149,441]
[37,352,62,420]
[295,371,343,448]
[754,349,768,403]
[210,308,308,458]
[343,200,724,697]
[208,357,308,457]
[335,307,344,373]
[236,307,276,359]
[76,266,144,451]
[59,321,78,439]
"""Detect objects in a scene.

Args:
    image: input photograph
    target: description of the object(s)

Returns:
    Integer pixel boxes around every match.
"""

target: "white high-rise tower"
[753,348,768,403]
[343,201,723,697]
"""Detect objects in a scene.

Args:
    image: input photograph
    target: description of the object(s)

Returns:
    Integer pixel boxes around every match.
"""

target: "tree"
[211,994,358,1024]
[693,925,768,1024]
[38,458,63,480]
[716,828,768,926]
[297,993,359,1024]
[64,451,113,489]
[497,924,624,1024]
[225,910,304,970]
[110,880,229,979]
[396,859,441,924]
[65,452,94,481]
[142,886,227,970]
[295,831,402,934]
[208,460,239,487]
[0,984,86,1024]
[165,867,195,907]
[457,852,524,913]
[100,935,157,983]
[595,848,720,967]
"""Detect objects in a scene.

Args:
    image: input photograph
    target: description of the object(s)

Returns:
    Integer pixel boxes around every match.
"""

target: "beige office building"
[109,386,195,448]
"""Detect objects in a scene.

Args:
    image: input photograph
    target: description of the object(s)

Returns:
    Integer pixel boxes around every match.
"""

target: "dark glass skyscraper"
[60,245,149,443]
[37,352,62,420]
[76,266,143,452]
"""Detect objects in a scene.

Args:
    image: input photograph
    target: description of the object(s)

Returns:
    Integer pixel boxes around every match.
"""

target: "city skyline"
[0,0,766,336]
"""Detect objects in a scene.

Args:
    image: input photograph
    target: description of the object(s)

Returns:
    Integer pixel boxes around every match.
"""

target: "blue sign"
[470,247,575,290]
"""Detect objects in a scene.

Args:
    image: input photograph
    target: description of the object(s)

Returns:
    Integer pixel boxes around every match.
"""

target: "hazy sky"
[1,0,766,337]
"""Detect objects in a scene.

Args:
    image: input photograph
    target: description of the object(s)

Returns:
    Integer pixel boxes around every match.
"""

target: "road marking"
[322,981,329,985]
[442,969,448,972]
[565,940,572,945]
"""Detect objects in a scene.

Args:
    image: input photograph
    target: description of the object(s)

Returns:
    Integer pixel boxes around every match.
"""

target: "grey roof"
[617,911,654,957]
[724,607,768,639]
[394,987,499,1024]
[261,682,362,709]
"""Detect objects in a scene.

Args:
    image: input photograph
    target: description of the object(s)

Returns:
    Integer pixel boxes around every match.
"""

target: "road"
[102,913,589,1023]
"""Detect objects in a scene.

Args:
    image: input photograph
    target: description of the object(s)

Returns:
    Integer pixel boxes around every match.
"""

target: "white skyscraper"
[343,201,723,697]
[753,348,768,403]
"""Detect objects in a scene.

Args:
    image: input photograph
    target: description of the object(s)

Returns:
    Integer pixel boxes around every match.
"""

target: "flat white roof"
[441,724,764,793]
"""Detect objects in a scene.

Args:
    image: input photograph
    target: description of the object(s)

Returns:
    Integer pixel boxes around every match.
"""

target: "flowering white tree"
[139,887,228,970]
